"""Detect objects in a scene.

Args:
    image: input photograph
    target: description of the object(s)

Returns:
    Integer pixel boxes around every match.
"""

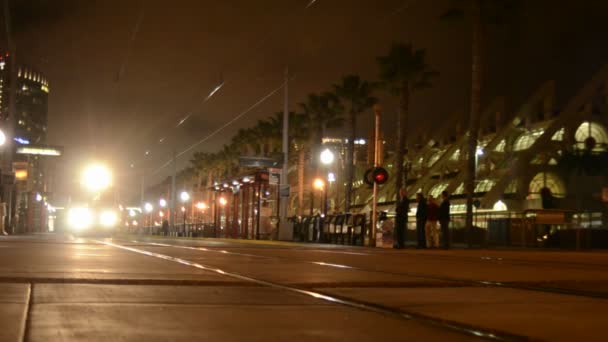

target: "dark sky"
[9,0,608,203]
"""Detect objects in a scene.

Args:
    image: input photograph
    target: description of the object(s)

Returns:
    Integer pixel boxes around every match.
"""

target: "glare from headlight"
[68,207,93,231]
[99,210,118,227]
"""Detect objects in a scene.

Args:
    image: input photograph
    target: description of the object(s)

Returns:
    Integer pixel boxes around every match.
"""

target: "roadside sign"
[280,185,290,197]
[269,172,280,185]
[239,156,282,168]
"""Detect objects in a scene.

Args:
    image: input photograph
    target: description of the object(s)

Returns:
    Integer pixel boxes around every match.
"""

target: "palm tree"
[333,75,377,213]
[377,43,437,199]
[288,112,312,216]
[441,0,521,245]
[299,92,345,178]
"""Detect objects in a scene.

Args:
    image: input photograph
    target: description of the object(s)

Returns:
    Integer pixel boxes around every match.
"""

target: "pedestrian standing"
[415,193,427,249]
[162,219,169,236]
[425,196,440,248]
[394,188,409,249]
[439,191,451,249]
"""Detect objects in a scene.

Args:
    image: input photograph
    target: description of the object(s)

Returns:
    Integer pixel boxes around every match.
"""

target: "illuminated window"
[429,182,449,199]
[427,150,443,167]
[450,204,466,213]
[513,129,544,151]
[450,148,461,161]
[574,121,608,152]
[528,172,565,199]
[495,139,506,152]
[453,182,464,195]
[474,179,496,193]
[552,127,564,141]
[505,180,517,194]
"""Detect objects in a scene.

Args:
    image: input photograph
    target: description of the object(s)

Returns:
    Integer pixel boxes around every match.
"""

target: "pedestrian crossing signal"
[364,167,389,186]
[372,167,389,185]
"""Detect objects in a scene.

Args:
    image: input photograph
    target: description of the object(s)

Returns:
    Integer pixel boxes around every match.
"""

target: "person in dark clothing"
[439,190,451,249]
[415,193,427,249]
[162,219,169,236]
[394,188,409,249]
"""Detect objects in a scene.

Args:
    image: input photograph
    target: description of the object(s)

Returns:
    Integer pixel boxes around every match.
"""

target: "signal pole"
[170,149,177,231]
[278,67,289,239]
[370,104,381,247]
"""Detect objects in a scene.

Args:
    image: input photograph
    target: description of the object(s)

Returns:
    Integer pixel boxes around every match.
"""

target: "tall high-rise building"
[0,53,51,233]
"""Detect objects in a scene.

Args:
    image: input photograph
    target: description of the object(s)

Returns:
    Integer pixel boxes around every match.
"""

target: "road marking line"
[98,239,525,341]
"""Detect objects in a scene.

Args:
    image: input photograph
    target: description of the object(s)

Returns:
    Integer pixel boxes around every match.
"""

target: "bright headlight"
[68,207,93,231]
[99,210,118,227]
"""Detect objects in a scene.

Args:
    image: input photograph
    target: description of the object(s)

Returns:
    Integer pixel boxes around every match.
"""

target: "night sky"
[7,0,608,203]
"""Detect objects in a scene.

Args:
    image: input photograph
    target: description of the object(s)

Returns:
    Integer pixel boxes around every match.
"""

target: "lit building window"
[429,182,449,199]
[493,200,508,211]
[474,179,496,193]
[505,180,517,194]
[453,183,464,195]
[427,150,444,167]
[528,172,566,199]
[450,148,460,161]
[574,121,608,152]
[495,139,506,152]
[513,129,544,151]
[450,204,466,213]
[552,127,564,141]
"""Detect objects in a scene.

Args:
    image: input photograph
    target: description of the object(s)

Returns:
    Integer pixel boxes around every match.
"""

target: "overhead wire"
[151,77,292,175]
[144,0,422,182]
[135,1,323,175]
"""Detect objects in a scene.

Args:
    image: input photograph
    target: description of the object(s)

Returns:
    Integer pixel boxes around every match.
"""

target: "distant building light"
[16,146,62,156]
[41,84,49,93]
[15,170,28,180]
[13,137,30,145]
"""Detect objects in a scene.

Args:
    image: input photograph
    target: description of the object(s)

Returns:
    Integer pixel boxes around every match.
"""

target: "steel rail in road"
[98,239,529,342]
[123,238,608,300]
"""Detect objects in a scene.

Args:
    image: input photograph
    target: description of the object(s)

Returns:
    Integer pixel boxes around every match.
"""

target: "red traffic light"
[372,167,389,185]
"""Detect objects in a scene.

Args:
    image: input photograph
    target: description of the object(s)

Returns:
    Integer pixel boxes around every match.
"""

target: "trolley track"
[97,239,530,341]
[122,238,608,300]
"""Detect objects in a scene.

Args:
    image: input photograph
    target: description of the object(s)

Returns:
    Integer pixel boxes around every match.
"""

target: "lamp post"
[319,149,334,216]
[180,191,190,235]
[144,202,153,229]
[313,178,326,217]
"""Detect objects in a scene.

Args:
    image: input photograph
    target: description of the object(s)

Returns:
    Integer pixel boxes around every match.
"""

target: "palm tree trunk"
[344,109,356,213]
[394,84,410,199]
[465,0,483,247]
[297,148,305,216]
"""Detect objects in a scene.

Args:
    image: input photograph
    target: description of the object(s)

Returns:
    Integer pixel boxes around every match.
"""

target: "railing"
[388,209,607,249]
[132,209,607,249]
[285,214,367,246]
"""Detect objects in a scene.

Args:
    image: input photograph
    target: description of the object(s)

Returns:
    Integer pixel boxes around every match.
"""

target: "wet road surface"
[1,233,607,341]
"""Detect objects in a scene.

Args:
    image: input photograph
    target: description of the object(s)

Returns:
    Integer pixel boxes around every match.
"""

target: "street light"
[159,198,167,208]
[180,191,190,202]
[144,202,153,213]
[320,148,335,165]
[219,197,227,206]
[81,164,112,193]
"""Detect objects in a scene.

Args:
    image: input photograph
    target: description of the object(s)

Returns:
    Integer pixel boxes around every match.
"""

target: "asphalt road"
[0,233,607,341]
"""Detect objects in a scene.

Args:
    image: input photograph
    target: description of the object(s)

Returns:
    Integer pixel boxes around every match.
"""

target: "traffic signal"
[372,167,389,185]
[364,167,389,186]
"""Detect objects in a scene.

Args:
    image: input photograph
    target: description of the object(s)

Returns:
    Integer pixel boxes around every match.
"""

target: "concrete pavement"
[0,233,607,341]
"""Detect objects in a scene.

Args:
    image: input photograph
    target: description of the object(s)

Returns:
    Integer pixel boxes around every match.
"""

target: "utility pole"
[370,104,382,247]
[140,174,145,209]
[3,0,16,233]
[170,149,177,232]
[278,67,289,239]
